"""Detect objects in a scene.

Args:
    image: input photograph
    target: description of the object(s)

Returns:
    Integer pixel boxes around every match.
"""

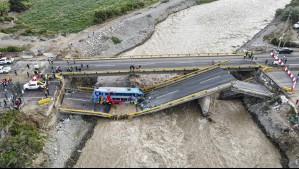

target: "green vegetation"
[93,0,147,24]
[0,110,46,168]
[13,0,158,35]
[111,36,122,44]
[196,0,218,5]
[288,106,297,115]
[265,0,299,47]
[275,0,299,23]
[0,1,10,16]
[0,46,24,52]
[9,0,31,12]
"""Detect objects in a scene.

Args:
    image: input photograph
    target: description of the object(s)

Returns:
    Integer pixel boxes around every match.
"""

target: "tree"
[0,1,10,16]
[9,0,30,13]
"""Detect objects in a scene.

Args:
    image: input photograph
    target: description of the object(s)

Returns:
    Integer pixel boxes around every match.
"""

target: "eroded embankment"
[242,96,299,168]
[75,0,197,57]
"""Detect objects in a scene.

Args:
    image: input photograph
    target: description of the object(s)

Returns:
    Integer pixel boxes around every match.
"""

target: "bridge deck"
[231,81,273,98]
[141,67,236,109]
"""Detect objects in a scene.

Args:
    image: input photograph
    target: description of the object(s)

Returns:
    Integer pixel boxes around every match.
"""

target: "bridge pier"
[219,89,243,100]
[198,96,211,117]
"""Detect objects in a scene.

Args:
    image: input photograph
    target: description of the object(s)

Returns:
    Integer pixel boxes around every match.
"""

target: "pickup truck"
[0,57,14,64]
[23,81,46,91]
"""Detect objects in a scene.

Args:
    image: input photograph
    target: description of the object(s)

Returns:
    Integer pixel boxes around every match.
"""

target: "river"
[75,0,291,167]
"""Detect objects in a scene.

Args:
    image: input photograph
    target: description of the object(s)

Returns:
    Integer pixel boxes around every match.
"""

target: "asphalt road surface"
[142,67,235,108]
[10,52,299,74]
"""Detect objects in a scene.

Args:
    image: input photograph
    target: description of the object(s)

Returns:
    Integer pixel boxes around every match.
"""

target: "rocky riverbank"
[242,96,299,168]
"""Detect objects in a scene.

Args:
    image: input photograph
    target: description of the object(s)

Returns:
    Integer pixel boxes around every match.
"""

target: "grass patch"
[0,110,46,168]
[0,23,28,34]
[0,46,24,52]
[196,0,218,5]
[15,0,158,34]
[111,36,122,44]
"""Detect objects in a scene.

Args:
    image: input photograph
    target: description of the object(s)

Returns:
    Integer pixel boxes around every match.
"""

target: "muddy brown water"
[75,0,291,167]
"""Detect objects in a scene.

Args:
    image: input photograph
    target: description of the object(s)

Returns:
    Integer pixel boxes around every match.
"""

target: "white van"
[0,57,14,64]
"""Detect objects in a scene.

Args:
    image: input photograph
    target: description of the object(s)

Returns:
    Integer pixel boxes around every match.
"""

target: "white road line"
[67,98,90,102]
[200,76,221,84]
[156,90,179,99]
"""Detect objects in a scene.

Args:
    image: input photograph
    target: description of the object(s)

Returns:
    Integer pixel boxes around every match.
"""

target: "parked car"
[0,66,11,73]
[33,63,40,70]
[276,47,294,54]
[0,57,14,64]
[23,81,46,91]
[293,21,299,29]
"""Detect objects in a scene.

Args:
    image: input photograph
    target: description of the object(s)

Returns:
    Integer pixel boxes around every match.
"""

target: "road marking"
[200,76,221,84]
[156,90,179,99]
[66,98,90,102]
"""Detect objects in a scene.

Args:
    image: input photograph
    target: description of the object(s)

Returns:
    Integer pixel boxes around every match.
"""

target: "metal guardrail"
[71,52,244,60]
[50,64,260,78]
[59,108,114,118]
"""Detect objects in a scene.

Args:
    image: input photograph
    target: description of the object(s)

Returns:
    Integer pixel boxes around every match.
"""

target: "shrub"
[288,106,297,115]
[111,36,122,44]
[4,16,14,22]
[275,8,284,17]
[0,110,46,168]
[94,1,146,24]
[9,0,31,12]
[0,46,24,52]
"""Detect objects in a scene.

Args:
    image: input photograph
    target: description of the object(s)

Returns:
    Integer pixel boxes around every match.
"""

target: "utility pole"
[278,12,291,49]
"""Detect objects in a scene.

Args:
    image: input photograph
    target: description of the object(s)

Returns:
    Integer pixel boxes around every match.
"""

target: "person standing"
[86,64,89,69]
[14,70,17,76]
[27,71,30,78]
[27,64,30,69]
[265,59,268,65]
[284,58,287,64]
[46,87,49,95]
[4,89,8,99]
[44,90,48,98]
[3,99,7,108]
[81,63,83,68]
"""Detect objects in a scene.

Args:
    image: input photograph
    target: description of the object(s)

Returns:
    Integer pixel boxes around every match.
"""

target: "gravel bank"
[74,0,197,57]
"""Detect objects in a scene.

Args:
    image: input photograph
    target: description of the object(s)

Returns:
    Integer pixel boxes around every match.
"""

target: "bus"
[92,87,145,105]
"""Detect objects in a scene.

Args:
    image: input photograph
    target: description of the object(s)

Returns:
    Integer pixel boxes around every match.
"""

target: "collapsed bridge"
[59,65,273,119]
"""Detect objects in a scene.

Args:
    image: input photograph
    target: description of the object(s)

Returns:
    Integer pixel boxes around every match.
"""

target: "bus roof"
[94,87,143,94]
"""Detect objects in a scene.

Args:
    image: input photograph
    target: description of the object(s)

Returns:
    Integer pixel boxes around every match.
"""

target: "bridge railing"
[70,52,244,60]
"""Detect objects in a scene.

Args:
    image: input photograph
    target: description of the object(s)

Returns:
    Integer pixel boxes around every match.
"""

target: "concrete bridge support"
[219,89,244,100]
[198,96,211,117]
